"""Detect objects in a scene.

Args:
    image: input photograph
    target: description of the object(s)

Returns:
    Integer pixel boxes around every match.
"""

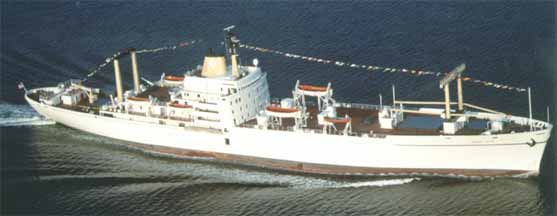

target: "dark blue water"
[1,2,555,215]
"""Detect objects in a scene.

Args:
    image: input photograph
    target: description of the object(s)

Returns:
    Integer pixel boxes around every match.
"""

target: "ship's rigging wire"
[238,43,527,93]
[81,39,201,82]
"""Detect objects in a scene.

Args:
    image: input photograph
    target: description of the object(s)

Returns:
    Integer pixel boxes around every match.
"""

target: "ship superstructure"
[97,28,270,132]
[23,27,552,177]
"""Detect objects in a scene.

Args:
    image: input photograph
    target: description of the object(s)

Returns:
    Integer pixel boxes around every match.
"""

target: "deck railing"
[334,102,387,110]
[238,122,385,138]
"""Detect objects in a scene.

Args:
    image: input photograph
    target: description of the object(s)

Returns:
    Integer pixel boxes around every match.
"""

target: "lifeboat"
[164,75,185,82]
[169,101,192,109]
[266,105,298,113]
[127,96,149,102]
[324,116,351,124]
[298,84,327,92]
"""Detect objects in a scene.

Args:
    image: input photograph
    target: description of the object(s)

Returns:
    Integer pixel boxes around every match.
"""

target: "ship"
[23,27,552,177]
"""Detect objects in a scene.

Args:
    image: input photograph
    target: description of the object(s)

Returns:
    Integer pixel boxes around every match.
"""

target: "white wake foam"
[331,177,420,188]
[0,103,55,127]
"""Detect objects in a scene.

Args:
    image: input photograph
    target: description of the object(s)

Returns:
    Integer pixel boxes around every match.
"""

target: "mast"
[224,25,240,77]
[113,58,123,104]
[528,87,532,131]
[443,84,451,119]
[392,85,396,106]
[439,64,466,120]
[379,94,383,109]
[547,106,550,123]
[457,74,464,112]
[130,49,140,93]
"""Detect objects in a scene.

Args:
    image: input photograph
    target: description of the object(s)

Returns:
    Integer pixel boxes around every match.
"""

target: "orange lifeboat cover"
[298,84,327,92]
[266,105,298,113]
[164,75,185,82]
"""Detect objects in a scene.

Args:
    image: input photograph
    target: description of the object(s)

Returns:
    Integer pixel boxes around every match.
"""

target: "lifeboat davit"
[127,96,149,102]
[266,105,299,113]
[164,75,185,82]
[298,84,327,92]
[324,116,351,124]
[169,101,192,109]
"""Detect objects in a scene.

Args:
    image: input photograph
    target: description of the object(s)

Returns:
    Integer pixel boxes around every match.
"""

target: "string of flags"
[238,43,527,93]
[82,39,201,82]
[79,38,527,93]
[135,39,200,54]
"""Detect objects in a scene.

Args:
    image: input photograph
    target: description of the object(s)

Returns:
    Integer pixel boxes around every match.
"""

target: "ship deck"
[241,105,531,136]
[28,88,531,136]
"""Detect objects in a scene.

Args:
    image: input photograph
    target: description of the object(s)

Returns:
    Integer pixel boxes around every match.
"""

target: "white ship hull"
[26,93,551,177]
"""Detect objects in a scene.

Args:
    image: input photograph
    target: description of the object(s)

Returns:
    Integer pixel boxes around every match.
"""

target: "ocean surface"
[1,2,555,215]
